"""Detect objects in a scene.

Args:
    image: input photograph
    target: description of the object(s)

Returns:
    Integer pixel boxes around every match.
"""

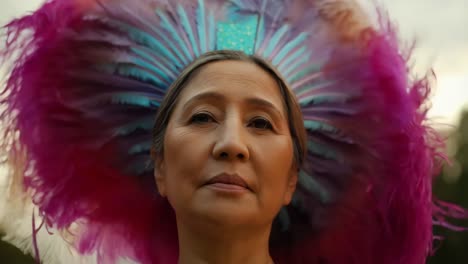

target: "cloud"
[375,0,468,124]
[0,0,42,26]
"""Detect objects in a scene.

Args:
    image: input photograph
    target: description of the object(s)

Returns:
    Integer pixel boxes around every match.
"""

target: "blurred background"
[1,0,467,263]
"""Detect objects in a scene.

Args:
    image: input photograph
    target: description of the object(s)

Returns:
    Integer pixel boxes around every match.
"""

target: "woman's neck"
[177,219,274,264]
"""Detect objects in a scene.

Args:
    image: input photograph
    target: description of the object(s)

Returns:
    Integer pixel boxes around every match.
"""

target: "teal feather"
[124,157,153,175]
[128,141,153,155]
[196,0,207,53]
[290,66,323,88]
[115,117,155,136]
[272,32,309,66]
[68,92,159,112]
[304,120,339,134]
[108,94,159,107]
[283,53,311,79]
[132,58,172,84]
[254,14,265,51]
[177,5,200,57]
[95,93,159,108]
[104,19,184,67]
[299,93,352,106]
[208,10,216,51]
[131,47,178,80]
[156,10,192,65]
[307,141,339,161]
[298,171,333,204]
[98,63,167,86]
[277,46,308,74]
[289,192,305,210]
[295,80,337,98]
[263,24,290,58]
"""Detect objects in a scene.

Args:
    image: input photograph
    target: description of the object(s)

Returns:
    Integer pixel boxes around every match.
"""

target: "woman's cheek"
[164,128,211,188]
[258,136,294,201]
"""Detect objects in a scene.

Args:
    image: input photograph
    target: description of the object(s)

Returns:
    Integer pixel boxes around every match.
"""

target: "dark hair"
[151,50,306,171]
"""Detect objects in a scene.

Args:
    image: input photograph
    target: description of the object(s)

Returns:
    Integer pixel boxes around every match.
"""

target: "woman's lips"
[205,173,250,191]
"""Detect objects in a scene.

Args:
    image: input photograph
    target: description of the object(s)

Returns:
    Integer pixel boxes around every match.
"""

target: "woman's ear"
[283,168,298,205]
[154,157,167,197]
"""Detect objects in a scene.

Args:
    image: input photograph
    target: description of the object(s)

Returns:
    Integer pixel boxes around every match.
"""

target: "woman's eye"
[190,113,215,124]
[249,117,273,130]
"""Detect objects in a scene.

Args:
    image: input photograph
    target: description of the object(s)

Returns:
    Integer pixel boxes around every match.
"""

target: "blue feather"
[69,70,167,98]
[156,10,192,65]
[304,120,339,134]
[197,0,207,53]
[104,19,184,68]
[283,52,311,79]
[98,63,167,87]
[300,93,351,106]
[132,58,172,85]
[115,119,154,136]
[131,47,178,82]
[289,64,322,84]
[272,32,308,66]
[298,171,333,204]
[124,155,154,175]
[295,81,336,98]
[177,5,200,57]
[108,94,160,108]
[128,140,153,154]
[254,14,265,51]
[262,24,289,58]
[69,92,159,110]
[277,46,308,74]
[207,10,216,51]
[307,141,338,161]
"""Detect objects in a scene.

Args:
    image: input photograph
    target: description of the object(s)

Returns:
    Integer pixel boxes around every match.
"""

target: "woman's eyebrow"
[182,91,225,112]
[182,91,283,117]
[244,97,283,118]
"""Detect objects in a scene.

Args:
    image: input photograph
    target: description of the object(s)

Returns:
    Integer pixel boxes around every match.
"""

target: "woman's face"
[155,60,297,229]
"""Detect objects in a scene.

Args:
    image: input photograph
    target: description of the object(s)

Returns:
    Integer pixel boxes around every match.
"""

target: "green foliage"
[0,237,34,264]
[429,110,468,264]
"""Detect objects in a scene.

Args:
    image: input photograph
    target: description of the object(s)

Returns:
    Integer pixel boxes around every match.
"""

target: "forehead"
[178,60,285,109]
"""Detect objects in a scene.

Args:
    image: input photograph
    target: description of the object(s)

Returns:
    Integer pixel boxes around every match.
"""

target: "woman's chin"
[189,191,261,226]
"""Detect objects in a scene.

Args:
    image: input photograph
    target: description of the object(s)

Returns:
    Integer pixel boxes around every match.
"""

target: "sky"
[376,0,468,126]
[1,0,467,126]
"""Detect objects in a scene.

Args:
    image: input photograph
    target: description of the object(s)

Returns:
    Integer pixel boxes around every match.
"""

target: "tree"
[429,110,468,264]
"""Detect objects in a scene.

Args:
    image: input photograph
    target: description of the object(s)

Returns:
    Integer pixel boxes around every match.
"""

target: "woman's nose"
[212,118,250,161]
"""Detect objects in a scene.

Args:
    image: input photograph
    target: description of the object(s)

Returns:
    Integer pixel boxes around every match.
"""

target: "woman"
[152,51,304,264]
[0,0,464,263]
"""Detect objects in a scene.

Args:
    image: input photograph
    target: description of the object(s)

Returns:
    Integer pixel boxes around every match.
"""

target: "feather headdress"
[1,0,465,263]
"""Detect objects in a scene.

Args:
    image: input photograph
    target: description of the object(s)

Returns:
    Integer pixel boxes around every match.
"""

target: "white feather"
[0,167,99,264]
